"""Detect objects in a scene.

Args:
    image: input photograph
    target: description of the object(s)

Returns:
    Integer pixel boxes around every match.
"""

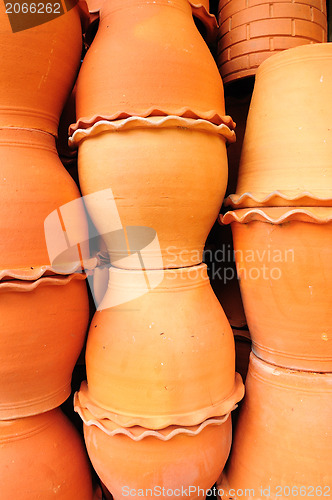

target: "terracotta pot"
[222,207,332,372]
[0,408,95,499]
[0,274,89,419]
[84,264,244,429]
[0,128,89,280]
[226,43,332,207]
[217,0,327,84]
[218,353,332,499]
[0,1,87,136]
[71,0,232,132]
[75,392,233,500]
[71,116,235,269]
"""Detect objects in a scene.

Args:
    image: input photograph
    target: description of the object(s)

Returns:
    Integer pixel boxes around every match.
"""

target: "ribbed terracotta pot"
[75,392,233,500]
[226,43,332,208]
[71,116,235,269]
[217,0,327,84]
[0,274,89,419]
[222,207,332,372]
[71,0,230,132]
[84,264,244,429]
[218,353,332,499]
[0,1,87,136]
[0,409,96,499]
[0,128,89,280]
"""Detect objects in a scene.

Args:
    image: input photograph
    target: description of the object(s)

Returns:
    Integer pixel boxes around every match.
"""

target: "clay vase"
[217,0,327,84]
[218,353,332,499]
[0,128,89,280]
[0,409,96,499]
[222,207,332,372]
[226,43,332,208]
[75,392,233,500]
[71,0,230,132]
[71,116,235,269]
[84,264,244,429]
[0,1,87,136]
[0,274,89,419]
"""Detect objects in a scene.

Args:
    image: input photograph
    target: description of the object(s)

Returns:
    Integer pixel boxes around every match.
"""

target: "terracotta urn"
[218,353,332,499]
[84,264,244,429]
[226,43,332,208]
[0,409,96,499]
[0,1,87,136]
[71,116,235,269]
[71,0,231,132]
[75,391,233,500]
[0,128,89,280]
[0,274,89,419]
[222,207,332,372]
[217,0,327,84]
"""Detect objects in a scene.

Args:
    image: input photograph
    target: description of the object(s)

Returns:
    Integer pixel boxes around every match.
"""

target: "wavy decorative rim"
[0,257,98,282]
[73,373,244,430]
[225,191,332,208]
[0,272,87,292]
[221,207,332,225]
[69,110,236,135]
[74,393,231,441]
[69,115,236,146]
[190,3,218,42]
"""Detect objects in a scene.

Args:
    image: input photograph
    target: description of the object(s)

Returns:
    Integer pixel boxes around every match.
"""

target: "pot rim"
[69,112,236,136]
[75,394,232,441]
[225,191,332,208]
[221,206,332,225]
[256,42,332,79]
[0,409,58,443]
[248,352,332,391]
[73,373,244,430]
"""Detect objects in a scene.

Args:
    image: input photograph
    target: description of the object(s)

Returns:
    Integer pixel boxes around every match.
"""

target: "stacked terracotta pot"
[217,0,328,84]
[69,0,245,497]
[0,2,98,498]
[219,43,332,496]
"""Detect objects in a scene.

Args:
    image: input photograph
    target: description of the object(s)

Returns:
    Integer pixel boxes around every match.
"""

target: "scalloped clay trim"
[0,256,98,282]
[74,372,244,430]
[0,272,87,292]
[69,115,236,147]
[225,191,332,208]
[221,207,332,226]
[69,109,236,135]
[189,3,219,43]
[74,393,232,441]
